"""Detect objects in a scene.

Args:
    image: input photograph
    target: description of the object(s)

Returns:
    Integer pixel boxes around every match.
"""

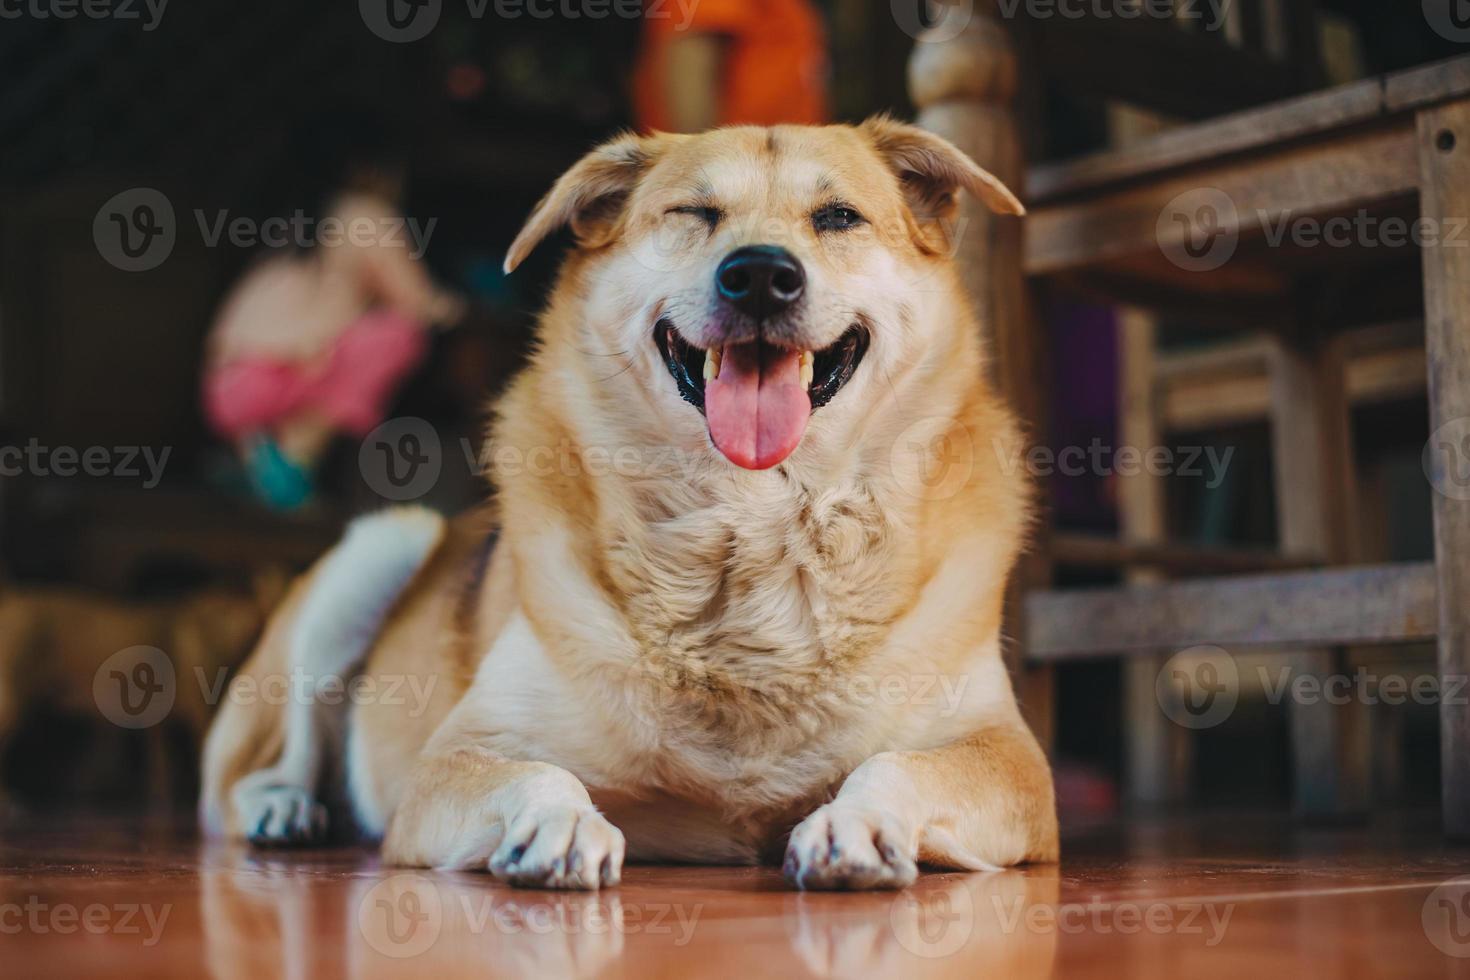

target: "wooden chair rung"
[1025,562,1437,660]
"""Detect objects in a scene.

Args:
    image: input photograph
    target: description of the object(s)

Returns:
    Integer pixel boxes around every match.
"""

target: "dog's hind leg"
[227,508,444,846]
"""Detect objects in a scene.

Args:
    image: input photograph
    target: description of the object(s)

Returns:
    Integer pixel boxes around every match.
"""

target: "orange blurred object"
[633,0,828,131]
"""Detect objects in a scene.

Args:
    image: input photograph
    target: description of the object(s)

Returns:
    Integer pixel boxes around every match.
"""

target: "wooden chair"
[1101,319,1427,807]
[910,3,1470,831]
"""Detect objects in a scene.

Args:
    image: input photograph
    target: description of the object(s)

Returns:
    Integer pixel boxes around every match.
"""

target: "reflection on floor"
[1,812,1468,978]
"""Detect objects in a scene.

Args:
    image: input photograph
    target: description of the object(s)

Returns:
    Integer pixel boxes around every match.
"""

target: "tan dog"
[201,118,1057,889]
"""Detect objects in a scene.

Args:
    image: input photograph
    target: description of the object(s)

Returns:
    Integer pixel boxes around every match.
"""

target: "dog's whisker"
[594,358,638,384]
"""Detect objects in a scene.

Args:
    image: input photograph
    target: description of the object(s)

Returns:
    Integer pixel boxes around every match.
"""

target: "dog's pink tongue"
[705,342,811,470]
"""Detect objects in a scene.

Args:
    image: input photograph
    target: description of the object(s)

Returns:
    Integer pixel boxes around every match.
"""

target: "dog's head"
[505,117,1022,472]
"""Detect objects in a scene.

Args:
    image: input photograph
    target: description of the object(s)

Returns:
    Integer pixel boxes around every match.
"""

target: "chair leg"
[1269,333,1365,816]
[1416,99,1470,838]
[1118,309,1191,804]
[1111,100,1194,807]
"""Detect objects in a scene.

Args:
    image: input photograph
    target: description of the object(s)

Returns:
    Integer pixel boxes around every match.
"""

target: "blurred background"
[0,1,1460,824]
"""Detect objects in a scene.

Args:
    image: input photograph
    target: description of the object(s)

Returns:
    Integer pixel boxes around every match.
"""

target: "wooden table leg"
[1417,98,1470,839]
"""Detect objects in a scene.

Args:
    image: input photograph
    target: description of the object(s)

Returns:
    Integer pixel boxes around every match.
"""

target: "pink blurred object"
[203,309,426,441]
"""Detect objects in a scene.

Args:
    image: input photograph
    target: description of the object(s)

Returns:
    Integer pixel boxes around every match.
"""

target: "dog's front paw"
[784,803,918,890]
[233,777,328,846]
[488,805,625,890]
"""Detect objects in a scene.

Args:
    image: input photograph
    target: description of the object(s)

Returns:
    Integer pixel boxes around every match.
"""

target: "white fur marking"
[253,507,443,837]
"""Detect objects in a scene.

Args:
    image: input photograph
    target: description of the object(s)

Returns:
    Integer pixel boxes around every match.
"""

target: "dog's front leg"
[383,738,625,889]
[384,542,638,890]
[784,719,1057,890]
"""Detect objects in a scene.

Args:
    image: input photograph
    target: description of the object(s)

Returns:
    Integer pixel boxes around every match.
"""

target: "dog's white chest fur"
[470,477,932,814]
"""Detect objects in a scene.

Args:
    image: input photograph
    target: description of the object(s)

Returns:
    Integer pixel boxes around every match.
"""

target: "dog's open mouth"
[656,319,870,470]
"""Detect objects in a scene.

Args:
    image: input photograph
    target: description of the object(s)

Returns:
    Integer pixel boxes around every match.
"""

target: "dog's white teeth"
[799,350,814,389]
[703,347,722,381]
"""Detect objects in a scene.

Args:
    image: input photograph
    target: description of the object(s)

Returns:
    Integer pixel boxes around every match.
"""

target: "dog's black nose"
[715,245,805,320]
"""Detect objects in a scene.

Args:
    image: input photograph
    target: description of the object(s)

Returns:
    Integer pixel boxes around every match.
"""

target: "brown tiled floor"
[2,813,1469,978]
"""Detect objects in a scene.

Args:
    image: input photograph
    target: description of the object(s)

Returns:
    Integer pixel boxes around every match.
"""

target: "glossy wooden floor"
[3,813,1470,978]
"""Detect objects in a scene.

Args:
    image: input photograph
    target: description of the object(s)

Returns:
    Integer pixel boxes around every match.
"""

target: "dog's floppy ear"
[504,131,670,273]
[859,115,1024,220]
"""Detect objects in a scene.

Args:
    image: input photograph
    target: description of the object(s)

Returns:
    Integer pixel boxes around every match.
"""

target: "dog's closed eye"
[666,204,723,230]
[812,203,866,233]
